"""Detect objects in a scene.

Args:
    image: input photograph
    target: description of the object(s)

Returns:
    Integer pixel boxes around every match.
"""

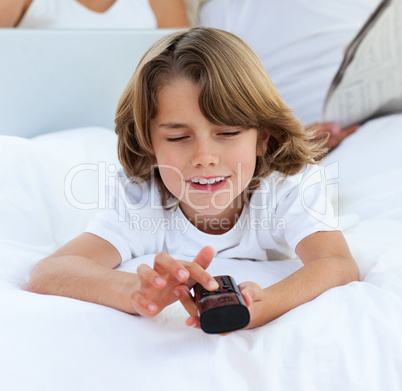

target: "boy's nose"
[191,139,219,167]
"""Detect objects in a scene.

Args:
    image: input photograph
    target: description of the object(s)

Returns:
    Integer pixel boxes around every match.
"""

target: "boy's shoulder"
[113,168,163,209]
[251,165,323,208]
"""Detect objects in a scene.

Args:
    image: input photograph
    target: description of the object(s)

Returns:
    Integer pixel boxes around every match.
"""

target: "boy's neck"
[178,195,245,235]
[189,213,242,235]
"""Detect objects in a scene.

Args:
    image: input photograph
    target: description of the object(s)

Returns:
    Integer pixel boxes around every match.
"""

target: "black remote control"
[193,275,250,334]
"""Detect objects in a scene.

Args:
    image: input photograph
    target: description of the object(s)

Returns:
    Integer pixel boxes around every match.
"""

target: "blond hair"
[115,27,326,207]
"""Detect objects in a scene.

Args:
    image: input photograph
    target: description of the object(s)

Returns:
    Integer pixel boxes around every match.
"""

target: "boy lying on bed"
[26,27,359,331]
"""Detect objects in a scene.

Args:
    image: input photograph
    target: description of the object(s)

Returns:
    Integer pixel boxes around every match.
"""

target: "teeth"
[191,177,225,185]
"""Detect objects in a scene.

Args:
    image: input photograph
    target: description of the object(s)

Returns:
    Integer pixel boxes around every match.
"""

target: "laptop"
[0,29,175,138]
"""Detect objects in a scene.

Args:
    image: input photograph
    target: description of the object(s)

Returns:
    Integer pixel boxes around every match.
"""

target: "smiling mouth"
[187,176,229,191]
[189,176,226,185]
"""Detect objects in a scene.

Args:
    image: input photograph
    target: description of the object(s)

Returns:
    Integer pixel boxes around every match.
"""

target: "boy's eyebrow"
[158,122,189,129]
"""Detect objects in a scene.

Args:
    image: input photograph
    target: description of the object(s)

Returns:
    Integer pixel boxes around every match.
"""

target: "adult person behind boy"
[198,0,381,151]
[0,0,189,28]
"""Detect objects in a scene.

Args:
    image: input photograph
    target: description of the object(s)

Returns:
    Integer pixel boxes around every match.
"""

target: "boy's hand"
[236,281,264,329]
[176,280,265,333]
[131,246,219,317]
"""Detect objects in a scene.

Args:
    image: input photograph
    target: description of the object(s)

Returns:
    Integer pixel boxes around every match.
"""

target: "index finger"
[185,261,219,291]
[153,251,191,282]
[192,246,215,270]
[187,246,219,291]
[153,251,218,290]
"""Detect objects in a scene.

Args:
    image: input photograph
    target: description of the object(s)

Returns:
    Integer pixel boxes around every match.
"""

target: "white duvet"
[1,116,402,390]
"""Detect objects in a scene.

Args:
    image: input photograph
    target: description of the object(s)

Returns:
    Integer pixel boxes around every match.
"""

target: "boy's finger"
[174,285,198,318]
[192,245,215,270]
[185,316,201,329]
[187,246,218,290]
[185,262,219,291]
[238,281,262,307]
[240,289,253,307]
[137,264,166,288]
[131,291,159,317]
[154,251,189,282]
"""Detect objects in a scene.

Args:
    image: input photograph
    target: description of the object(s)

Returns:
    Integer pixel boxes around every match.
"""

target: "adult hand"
[308,122,360,151]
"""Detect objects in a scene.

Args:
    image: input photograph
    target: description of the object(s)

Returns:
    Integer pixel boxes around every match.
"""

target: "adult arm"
[0,0,30,27]
[148,0,189,28]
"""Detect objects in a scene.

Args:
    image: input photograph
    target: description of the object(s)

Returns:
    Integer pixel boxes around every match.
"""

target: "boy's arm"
[241,230,359,328]
[26,233,141,313]
[26,233,217,315]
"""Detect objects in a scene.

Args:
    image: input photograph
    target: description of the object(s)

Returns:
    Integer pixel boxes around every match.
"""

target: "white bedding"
[1,1,402,387]
[1,115,402,390]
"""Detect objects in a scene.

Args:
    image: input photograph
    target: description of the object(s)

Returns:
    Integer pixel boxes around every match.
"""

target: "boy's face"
[150,77,268,227]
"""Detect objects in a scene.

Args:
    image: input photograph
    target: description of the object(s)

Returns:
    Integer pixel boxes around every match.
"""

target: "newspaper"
[323,0,402,128]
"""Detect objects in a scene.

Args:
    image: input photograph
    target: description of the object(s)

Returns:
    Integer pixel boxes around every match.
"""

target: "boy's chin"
[181,196,243,217]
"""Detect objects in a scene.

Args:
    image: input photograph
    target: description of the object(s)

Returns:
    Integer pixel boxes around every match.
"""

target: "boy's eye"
[167,136,188,142]
[219,131,241,137]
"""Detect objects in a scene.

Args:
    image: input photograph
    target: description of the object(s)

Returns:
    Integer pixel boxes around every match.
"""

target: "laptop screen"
[0,29,175,138]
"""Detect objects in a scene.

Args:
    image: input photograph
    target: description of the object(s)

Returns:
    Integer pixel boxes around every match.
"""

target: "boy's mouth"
[187,176,229,191]
[189,176,226,185]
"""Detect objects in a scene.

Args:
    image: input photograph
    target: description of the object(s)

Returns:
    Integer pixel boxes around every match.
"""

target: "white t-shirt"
[17,0,157,29]
[199,0,380,125]
[86,165,338,262]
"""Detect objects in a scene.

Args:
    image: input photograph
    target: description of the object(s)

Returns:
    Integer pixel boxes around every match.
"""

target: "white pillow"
[199,0,381,125]
[323,114,402,222]
[0,127,119,284]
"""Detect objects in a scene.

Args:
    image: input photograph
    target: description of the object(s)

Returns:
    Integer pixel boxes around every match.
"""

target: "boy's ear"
[257,129,270,156]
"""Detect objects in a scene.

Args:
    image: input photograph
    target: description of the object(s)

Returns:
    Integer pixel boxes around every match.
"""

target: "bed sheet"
[1,117,402,390]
